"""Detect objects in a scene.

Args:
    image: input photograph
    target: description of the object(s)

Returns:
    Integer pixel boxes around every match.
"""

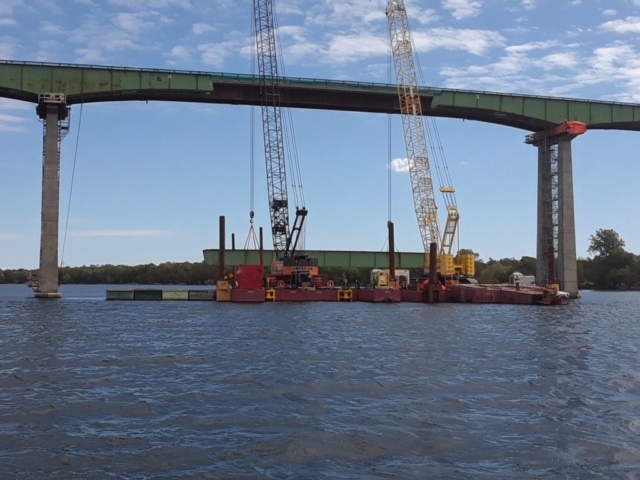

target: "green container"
[188,290,215,301]
[133,289,163,301]
[106,290,134,300]
[162,290,189,301]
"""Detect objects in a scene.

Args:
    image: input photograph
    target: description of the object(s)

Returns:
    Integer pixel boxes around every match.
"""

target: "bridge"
[3,60,639,297]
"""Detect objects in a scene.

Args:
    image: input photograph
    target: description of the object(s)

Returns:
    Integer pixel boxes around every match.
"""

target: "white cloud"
[75,48,104,63]
[415,28,505,56]
[442,0,482,20]
[70,229,173,237]
[439,41,577,93]
[325,32,387,63]
[602,10,617,17]
[408,6,439,25]
[35,0,63,14]
[197,42,236,68]
[0,0,22,15]
[61,11,167,62]
[0,113,28,133]
[192,22,213,35]
[521,0,536,9]
[505,40,559,54]
[164,44,192,61]
[40,20,65,34]
[107,0,192,8]
[389,158,409,173]
[0,98,29,110]
[34,39,61,61]
[436,35,640,102]
[0,41,15,59]
[602,17,640,34]
[0,18,17,25]
[572,44,640,99]
[277,0,304,15]
[539,52,578,70]
[114,11,162,34]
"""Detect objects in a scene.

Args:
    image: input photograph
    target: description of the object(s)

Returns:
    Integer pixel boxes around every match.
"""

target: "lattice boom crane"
[387,0,474,278]
[253,0,307,259]
[386,0,440,258]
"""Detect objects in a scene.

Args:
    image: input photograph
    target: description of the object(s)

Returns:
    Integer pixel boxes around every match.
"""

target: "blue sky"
[1,0,640,269]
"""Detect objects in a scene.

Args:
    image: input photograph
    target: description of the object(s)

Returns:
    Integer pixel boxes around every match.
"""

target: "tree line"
[1,229,636,289]
[579,229,640,290]
[0,262,217,286]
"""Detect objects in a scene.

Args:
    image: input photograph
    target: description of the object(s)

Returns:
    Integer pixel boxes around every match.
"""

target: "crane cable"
[272,4,304,209]
[380,45,393,253]
[388,42,393,223]
[60,101,83,268]
[245,1,258,249]
[410,26,459,232]
[272,2,306,250]
[250,2,256,224]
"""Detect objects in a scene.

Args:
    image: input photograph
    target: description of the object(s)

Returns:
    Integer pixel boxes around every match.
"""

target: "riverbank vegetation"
[1,229,637,289]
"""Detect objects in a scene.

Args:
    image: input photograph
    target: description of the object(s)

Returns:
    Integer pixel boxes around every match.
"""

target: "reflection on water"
[1,285,639,478]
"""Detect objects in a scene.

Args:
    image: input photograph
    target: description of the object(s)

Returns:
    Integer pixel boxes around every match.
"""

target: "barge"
[106,283,565,305]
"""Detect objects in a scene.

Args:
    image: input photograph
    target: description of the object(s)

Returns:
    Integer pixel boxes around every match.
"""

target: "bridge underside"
[3,61,640,132]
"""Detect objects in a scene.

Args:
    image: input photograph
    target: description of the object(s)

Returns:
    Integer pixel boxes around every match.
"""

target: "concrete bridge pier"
[528,124,582,298]
[557,138,578,297]
[34,94,69,299]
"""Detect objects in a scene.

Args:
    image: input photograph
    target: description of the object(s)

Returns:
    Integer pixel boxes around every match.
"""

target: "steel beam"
[3,61,640,131]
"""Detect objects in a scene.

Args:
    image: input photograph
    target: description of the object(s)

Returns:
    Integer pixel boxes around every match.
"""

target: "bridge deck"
[2,60,640,131]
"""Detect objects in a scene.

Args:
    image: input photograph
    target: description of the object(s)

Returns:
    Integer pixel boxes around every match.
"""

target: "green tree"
[577,259,586,287]
[517,256,537,276]
[478,263,510,284]
[0,269,4,283]
[589,248,634,289]
[588,229,625,257]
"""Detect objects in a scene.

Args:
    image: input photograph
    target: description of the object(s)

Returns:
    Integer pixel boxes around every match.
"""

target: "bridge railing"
[1,59,639,107]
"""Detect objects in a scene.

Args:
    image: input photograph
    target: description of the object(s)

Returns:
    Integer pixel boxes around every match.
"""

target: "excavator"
[386,0,475,286]
[253,0,317,289]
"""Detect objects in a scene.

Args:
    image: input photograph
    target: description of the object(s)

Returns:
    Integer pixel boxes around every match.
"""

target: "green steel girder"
[203,249,427,269]
[2,60,640,131]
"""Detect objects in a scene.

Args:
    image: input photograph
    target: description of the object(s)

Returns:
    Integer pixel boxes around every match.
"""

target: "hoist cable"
[411,23,458,213]
[388,42,393,222]
[60,101,83,268]
[249,3,256,223]
[273,3,305,209]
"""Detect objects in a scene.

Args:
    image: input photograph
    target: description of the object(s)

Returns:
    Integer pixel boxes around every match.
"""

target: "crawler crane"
[253,0,317,287]
[386,0,474,281]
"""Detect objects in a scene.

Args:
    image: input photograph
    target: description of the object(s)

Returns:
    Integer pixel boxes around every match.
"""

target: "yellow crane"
[386,0,474,279]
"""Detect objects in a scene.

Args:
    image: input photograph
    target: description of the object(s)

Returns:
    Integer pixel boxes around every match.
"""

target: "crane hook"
[249,210,254,224]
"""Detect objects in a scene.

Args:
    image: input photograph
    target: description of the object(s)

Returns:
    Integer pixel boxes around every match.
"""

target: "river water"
[0,285,639,479]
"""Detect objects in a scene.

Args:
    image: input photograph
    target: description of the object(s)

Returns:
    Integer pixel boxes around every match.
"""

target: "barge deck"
[106,284,559,305]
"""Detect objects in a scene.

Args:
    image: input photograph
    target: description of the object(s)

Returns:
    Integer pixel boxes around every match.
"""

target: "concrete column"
[536,144,552,287]
[557,138,579,297]
[36,105,62,298]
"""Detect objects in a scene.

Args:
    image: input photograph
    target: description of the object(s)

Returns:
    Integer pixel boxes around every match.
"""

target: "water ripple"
[1,285,639,478]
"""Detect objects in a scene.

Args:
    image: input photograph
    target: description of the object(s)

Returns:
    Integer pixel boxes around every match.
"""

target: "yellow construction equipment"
[386,0,474,279]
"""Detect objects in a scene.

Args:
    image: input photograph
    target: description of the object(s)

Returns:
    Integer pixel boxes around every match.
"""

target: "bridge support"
[557,138,578,297]
[34,94,69,299]
[526,122,584,298]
